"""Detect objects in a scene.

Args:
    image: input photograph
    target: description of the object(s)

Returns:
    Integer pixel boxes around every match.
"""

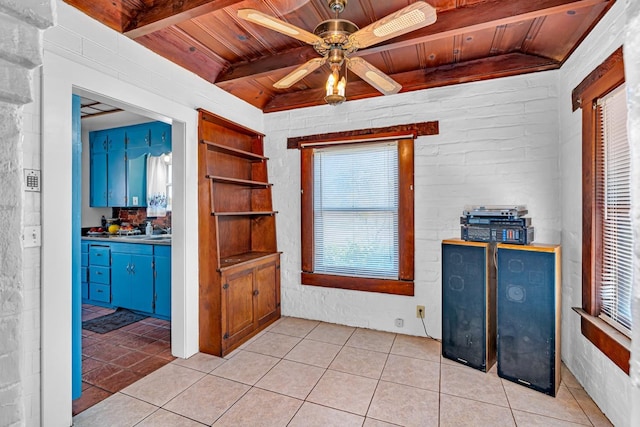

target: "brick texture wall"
[0,1,53,426]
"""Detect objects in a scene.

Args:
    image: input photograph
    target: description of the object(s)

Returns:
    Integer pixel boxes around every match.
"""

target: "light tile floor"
[73,317,613,427]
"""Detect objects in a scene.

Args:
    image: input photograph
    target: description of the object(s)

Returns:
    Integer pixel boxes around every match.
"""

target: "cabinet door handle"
[131,264,135,275]
[96,271,102,275]
[253,290,259,296]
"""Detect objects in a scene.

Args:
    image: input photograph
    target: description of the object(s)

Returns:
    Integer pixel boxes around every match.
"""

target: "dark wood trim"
[578,48,628,373]
[125,0,245,38]
[302,272,414,296]
[573,308,630,374]
[572,46,624,111]
[398,139,414,281]
[300,149,314,274]
[288,122,438,150]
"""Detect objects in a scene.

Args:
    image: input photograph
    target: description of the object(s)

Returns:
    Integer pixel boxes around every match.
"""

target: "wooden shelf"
[212,211,277,217]
[208,175,272,188]
[218,251,279,271]
[201,140,267,162]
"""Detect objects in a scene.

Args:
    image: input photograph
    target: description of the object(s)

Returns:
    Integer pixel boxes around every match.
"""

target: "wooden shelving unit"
[198,109,281,357]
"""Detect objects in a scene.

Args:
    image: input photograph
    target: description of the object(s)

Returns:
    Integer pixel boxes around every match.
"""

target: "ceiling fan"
[238,0,437,104]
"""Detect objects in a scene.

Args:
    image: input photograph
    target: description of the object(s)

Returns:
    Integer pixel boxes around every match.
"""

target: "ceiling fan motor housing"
[313,19,358,56]
[327,0,347,14]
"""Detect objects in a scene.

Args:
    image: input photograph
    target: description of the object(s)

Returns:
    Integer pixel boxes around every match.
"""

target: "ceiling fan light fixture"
[325,65,346,106]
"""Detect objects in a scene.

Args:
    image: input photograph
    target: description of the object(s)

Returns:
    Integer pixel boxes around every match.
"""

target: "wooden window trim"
[575,46,630,374]
[300,135,418,296]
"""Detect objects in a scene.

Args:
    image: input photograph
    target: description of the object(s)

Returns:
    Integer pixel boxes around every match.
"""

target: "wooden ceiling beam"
[124,0,245,39]
[217,0,609,84]
[261,52,561,112]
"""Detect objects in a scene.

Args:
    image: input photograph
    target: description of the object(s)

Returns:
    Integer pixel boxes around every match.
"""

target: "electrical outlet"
[395,318,404,328]
[416,305,425,318]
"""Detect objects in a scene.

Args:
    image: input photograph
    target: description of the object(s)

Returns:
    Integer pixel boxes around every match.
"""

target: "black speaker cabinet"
[442,239,496,372]
[496,243,561,396]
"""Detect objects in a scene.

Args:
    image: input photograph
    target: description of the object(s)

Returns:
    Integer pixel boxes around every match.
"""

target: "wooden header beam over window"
[287,121,439,149]
[572,46,624,111]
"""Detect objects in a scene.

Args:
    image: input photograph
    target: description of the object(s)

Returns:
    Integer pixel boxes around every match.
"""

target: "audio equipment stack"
[460,205,534,245]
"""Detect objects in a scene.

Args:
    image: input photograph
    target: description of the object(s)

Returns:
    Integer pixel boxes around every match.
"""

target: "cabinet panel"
[130,254,154,313]
[127,153,147,207]
[89,246,110,266]
[90,152,108,207]
[126,125,150,149]
[90,283,110,303]
[154,246,171,318]
[111,244,154,312]
[111,252,132,308]
[149,122,172,155]
[221,268,255,349]
[255,260,278,324]
[89,266,110,284]
[108,148,126,207]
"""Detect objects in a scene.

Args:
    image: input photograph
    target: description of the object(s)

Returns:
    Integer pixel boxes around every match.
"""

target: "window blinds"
[313,142,399,279]
[597,83,633,334]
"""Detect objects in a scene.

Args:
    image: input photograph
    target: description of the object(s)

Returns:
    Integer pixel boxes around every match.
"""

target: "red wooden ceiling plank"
[217,0,610,83]
[124,0,245,38]
[261,52,560,112]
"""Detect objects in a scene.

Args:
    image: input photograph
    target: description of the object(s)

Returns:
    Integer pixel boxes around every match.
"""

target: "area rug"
[82,308,148,334]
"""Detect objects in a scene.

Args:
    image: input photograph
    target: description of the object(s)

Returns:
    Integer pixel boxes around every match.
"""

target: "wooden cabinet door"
[254,259,279,325]
[221,268,255,349]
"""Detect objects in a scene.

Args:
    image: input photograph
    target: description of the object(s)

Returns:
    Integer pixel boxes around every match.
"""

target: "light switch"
[23,226,41,248]
[132,196,139,205]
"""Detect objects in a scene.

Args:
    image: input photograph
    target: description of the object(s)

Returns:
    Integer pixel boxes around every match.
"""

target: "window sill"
[573,307,630,374]
[301,272,414,296]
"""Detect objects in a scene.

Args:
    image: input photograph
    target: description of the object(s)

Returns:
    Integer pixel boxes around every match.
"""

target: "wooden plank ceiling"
[64,0,615,112]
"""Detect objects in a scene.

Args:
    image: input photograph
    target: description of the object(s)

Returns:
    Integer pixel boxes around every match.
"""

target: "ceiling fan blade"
[237,9,323,45]
[349,1,437,49]
[274,58,326,89]
[347,57,401,96]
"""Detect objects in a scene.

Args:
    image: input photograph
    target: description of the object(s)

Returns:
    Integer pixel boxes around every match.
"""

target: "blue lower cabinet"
[90,283,111,303]
[111,243,154,313]
[81,243,89,300]
[154,246,171,318]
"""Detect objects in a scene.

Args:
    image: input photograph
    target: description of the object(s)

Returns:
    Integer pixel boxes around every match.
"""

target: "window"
[300,137,415,296]
[313,142,399,279]
[597,84,633,335]
[575,46,631,373]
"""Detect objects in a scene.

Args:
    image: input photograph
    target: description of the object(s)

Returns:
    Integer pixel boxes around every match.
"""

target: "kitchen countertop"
[82,234,172,246]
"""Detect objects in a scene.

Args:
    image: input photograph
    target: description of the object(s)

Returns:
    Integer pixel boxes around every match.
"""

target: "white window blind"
[313,142,399,279]
[597,83,633,334]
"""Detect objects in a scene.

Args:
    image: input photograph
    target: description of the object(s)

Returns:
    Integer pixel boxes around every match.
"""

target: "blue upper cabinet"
[89,121,171,207]
[125,124,151,149]
[149,122,172,155]
[107,146,127,207]
[90,152,108,207]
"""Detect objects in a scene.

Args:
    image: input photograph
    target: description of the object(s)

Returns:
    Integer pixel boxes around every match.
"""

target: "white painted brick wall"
[557,1,634,425]
[265,70,561,338]
[0,1,53,426]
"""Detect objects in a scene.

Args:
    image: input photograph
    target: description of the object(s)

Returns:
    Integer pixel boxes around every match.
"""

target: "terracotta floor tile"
[118,334,157,349]
[144,327,171,341]
[155,347,176,361]
[111,351,149,368]
[139,339,170,355]
[72,385,112,416]
[93,369,144,393]
[82,357,105,374]
[130,355,173,376]
[127,323,158,336]
[82,364,122,385]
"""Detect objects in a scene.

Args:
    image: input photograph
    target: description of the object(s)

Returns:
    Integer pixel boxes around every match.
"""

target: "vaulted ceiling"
[64,0,615,112]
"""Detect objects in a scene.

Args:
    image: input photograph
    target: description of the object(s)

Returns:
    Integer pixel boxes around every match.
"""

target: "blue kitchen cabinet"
[127,152,147,207]
[149,122,172,155]
[111,243,154,313]
[107,146,126,207]
[154,246,171,318]
[125,124,150,149]
[90,122,171,207]
[81,242,89,300]
[90,152,108,207]
[88,244,111,304]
